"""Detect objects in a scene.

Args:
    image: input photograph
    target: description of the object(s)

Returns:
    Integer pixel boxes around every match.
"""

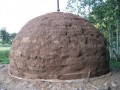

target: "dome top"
[9,12,109,80]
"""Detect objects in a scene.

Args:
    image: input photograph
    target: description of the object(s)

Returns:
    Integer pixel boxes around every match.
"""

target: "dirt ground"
[0,64,120,90]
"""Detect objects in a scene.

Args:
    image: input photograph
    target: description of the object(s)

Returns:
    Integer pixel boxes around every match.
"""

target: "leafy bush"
[0,50,10,64]
[110,59,120,69]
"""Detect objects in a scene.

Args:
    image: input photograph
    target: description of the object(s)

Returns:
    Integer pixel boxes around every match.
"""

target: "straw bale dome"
[9,12,110,80]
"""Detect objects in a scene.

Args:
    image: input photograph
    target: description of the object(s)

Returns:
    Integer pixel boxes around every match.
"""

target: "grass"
[0,50,10,64]
[0,47,11,51]
[0,44,10,64]
[0,43,11,47]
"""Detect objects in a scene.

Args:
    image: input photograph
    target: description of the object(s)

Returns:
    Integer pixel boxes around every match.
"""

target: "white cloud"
[0,0,68,33]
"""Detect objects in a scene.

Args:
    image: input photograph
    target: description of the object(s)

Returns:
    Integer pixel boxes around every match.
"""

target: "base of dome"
[8,65,110,82]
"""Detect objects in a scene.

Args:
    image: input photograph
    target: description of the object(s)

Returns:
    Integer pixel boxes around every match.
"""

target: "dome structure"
[9,12,110,80]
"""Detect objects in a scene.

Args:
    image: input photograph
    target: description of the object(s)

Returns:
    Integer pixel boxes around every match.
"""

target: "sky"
[0,0,68,33]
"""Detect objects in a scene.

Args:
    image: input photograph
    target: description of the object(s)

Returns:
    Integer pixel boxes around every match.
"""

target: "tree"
[0,27,8,44]
[10,33,16,41]
[66,0,120,60]
[116,0,120,60]
[0,27,16,44]
[66,0,104,18]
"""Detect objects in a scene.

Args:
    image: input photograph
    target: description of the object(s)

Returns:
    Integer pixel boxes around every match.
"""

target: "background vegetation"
[66,0,120,68]
[0,28,16,64]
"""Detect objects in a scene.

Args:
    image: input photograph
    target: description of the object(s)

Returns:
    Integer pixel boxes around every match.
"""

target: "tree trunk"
[116,0,120,61]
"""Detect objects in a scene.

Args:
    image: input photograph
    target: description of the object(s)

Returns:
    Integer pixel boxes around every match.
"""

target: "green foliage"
[110,59,120,68]
[0,27,17,44]
[66,0,104,17]
[116,0,120,19]
[66,0,117,38]
[66,0,120,61]
[0,47,11,51]
[10,33,16,41]
[88,0,116,38]
[0,27,10,44]
[0,50,10,64]
[0,44,10,64]
[0,43,11,47]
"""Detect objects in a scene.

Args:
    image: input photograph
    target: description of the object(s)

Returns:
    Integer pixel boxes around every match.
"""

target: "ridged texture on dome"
[9,12,109,80]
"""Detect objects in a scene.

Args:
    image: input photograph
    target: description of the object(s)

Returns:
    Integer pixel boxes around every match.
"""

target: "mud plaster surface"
[10,12,109,80]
